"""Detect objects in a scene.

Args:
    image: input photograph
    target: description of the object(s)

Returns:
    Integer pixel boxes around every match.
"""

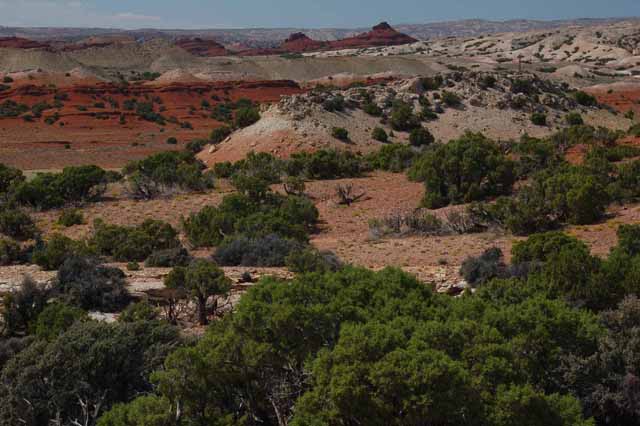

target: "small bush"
[2,276,48,336]
[54,255,130,312]
[323,95,345,112]
[57,209,84,227]
[285,248,342,273]
[460,247,506,286]
[531,112,547,126]
[390,100,420,131]
[34,302,87,341]
[363,102,382,116]
[145,247,192,268]
[372,127,389,142]
[409,127,435,147]
[421,75,443,91]
[32,234,87,270]
[166,137,178,145]
[210,125,232,143]
[331,127,349,141]
[0,238,21,266]
[367,144,416,172]
[410,132,515,208]
[90,219,181,262]
[0,209,37,240]
[214,234,303,267]
[234,107,260,128]
[118,301,159,323]
[574,91,598,107]
[441,90,462,107]
[565,112,584,126]
[126,262,140,271]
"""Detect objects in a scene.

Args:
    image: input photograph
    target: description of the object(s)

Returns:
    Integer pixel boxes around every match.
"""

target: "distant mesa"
[329,22,418,49]
[175,37,229,57]
[281,32,326,52]
[237,22,417,56]
[0,37,51,50]
[0,22,415,57]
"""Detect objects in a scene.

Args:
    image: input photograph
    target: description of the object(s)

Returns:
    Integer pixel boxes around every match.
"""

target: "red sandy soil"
[0,80,305,170]
[22,171,640,286]
[175,38,229,56]
[589,85,640,116]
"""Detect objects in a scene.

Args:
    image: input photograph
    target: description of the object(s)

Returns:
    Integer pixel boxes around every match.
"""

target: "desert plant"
[0,209,38,240]
[531,112,547,126]
[331,127,350,141]
[409,127,435,147]
[57,208,84,227]
[372,127,389,142]
[335,184,366,205]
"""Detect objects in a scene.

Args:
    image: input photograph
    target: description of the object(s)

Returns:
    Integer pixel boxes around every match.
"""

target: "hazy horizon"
[0,0,639,30]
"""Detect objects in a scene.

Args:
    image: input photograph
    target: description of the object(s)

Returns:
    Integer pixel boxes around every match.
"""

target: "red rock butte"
[175,37,229,56]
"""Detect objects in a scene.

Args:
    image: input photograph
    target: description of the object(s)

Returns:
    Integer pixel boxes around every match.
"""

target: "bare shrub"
[335,184,366,205]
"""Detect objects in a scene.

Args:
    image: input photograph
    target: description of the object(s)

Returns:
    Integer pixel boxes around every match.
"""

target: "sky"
[1,0,639,29]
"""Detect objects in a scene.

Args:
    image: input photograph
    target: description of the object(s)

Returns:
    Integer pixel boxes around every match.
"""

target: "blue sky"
[1,0,639,29]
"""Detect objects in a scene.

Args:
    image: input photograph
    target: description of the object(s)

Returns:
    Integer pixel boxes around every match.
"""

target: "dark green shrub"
[90,219,180,262]
[214,234,303,267]
[210,125,232,143]
[531,112,547,126]
[145,247,192,268]
[512,231,587,265]
[0,100,28,118]
[288,149,366,179]
[511,78,536,95]
[390,100,420,131]
[118,301,159,323]
[285,248,342,273]
[166,137,178,145]
[124,151,213,199]
[0,238,21,266]
[489,166,610,235]
[234,107,260,128]
[565,112,584,126]
[409,127,435,147]
[574,91,598,107]
[372,127,388,142]
[183,192,318,248]
[363,102,382,116]
[323,95,345,112]
[32,233,86,270]
[0,209,37,240]
[460,247,506,286]
[367,144,416,172]
[331,126,349,141]
[34,302,87,341]
[212,161,236,178]
[0,320,179,424]
[185,138,208,153]
[410,132,515,208]
[13,165,107,210]
[2,276,48,336]
[441,90,462,107]
[57,208,84,227]
[421,75,443,91]
[126,261,140,271]
[54,256,130,311]
[0,163,24,196]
